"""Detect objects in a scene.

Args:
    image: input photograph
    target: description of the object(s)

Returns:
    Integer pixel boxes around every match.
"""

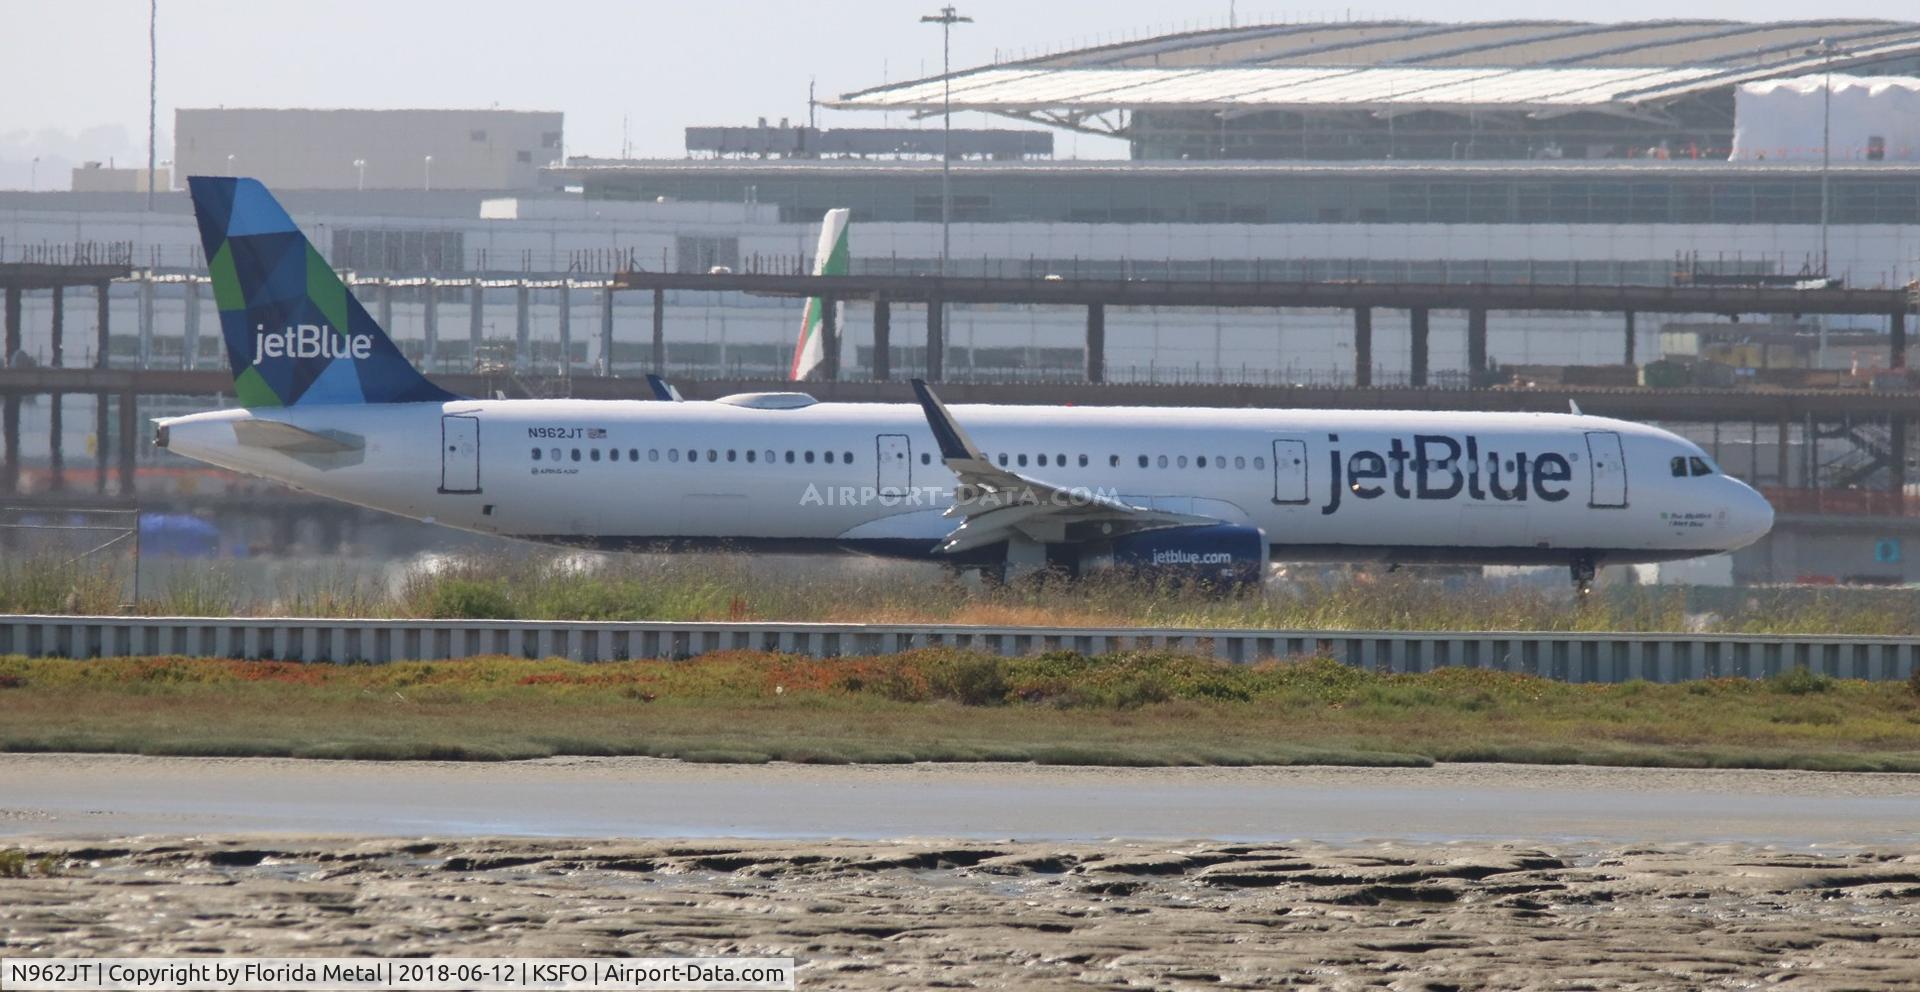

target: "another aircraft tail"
[186,176,456,408]
[789,207,850,381]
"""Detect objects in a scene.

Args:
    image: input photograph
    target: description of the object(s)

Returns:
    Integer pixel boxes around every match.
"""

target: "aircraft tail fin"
[186,176,456,408]
[789,207,850,381]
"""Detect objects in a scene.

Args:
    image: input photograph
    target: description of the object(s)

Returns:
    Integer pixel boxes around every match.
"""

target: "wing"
[646,374,684,402]
[908,379,1220,554]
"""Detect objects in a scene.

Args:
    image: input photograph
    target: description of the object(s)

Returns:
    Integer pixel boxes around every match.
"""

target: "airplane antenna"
[1568,399,1583,415]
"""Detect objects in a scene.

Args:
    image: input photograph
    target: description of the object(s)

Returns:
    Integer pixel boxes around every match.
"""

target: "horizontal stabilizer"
[231,419,364,454]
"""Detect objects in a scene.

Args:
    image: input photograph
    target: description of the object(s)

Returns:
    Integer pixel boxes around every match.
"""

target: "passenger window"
[590,448,601,462]
[1079,454,1089,467]
[1671,457,1687,477]
[1037,454,1047,467]
[629,448,639,462]
[1196,456,1207,468]
[649,449,659,462]
[1056,453,1065,466]
[1254,457,1266,470]
[922,453,932,465]
[707,450,718,462]
[765,450,775,464]
[825,451,835,464]
[1177,455,1188,468]
[608,449,619,462]
[998,454,1009,467]
[805,451,815,464]
[1108,455,1118,467]
[549,448,560,462]
[1234,456,1245,469]
[1018,454,1028,467]
[1217,456,1227,470]
[668,449,679,463]
[727,450,737,462]
[1157,455,1168,469]
[786,451,795,464]
[844,451,853,463]
[746,450,756,463]
[570,448,581,462]
[1690,456,1713,477]
[531,448,542,461]
[1137,455,1148,468]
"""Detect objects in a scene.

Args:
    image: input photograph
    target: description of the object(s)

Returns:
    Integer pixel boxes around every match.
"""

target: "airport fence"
[0,509,140,608]
[2,616,1916,683]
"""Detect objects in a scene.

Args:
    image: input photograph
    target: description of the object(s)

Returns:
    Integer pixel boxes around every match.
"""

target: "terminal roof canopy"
[832,19,1920,135]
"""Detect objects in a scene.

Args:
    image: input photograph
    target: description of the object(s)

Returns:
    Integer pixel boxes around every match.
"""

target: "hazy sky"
[3,0,1917,184]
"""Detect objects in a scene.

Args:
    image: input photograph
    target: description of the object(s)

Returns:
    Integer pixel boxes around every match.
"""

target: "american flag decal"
[587,428,607,439]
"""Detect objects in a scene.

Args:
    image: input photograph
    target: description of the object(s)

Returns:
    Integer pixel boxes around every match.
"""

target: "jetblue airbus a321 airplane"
[156,178,1773,592]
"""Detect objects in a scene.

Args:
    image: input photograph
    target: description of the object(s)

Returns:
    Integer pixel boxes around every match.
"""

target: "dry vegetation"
[3,650,1919,770]
[3,549,1919,634]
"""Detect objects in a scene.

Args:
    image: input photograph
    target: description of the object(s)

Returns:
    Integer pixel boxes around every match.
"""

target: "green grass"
[3,650,1918,771]
[4,550,1919,636]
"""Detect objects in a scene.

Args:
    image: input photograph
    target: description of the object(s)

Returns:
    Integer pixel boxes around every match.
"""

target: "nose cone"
[1727,480,1775,549]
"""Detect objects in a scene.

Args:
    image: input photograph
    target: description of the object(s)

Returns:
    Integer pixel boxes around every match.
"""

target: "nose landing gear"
[1570,555,1597,598]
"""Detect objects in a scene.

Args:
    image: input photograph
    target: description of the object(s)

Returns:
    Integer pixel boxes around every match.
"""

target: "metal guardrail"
[3,616,1916,683]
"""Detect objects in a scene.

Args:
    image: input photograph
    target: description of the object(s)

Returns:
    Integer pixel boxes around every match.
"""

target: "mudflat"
[4,834,1920,990]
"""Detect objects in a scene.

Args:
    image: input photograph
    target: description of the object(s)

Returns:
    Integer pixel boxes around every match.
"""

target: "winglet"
[909,378,981,462]
[646,374,683,402]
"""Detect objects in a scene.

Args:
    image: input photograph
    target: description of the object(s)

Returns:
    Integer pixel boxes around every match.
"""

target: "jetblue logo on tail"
[251,324,373,365]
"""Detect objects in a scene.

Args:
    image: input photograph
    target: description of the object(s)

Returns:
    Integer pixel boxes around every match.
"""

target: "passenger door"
[439,415,480,494]
[1271,438,1309,505]
[1585,430,1627,508]
[876,433,911,498]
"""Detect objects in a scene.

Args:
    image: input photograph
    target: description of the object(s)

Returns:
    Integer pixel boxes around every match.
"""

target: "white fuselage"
[157,398,1774,566]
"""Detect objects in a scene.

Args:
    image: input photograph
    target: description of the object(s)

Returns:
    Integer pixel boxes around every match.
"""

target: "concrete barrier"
[3,615,1917,683]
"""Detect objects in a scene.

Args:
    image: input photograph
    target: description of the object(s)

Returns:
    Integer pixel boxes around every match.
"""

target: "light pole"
[423,155,433,192]
[1807,38,1840,276]
[147,0,157,210]
[921,5,971,280]
[225,153,234,176]
[353,158,367,191]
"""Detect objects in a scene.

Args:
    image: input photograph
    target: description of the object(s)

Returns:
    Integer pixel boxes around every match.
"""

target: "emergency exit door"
[1271,438,1309,504]
[876,434,911,497]
[440,415,481,494]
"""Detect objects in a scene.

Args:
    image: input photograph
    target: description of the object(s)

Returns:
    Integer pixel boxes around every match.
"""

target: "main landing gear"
[1570,555,1597,598]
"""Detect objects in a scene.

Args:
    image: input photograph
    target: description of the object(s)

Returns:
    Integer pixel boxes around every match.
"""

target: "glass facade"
[576,166,1920,226]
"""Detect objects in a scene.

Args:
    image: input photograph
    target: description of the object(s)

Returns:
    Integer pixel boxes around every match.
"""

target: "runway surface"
[5,753,1919,845]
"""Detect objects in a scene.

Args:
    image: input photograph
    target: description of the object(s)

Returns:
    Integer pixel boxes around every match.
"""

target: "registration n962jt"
[7,962,98,984]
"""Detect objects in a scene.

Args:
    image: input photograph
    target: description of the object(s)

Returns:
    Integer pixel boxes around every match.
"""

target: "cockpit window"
[1670,456,1688,478]
[1689,456,1713,477]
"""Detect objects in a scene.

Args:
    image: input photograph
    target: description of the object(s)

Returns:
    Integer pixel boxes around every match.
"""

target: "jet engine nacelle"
[1078,523,1269,588]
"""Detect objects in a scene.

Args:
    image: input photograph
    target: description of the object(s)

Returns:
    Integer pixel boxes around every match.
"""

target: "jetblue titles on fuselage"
[1323,433,1573,515]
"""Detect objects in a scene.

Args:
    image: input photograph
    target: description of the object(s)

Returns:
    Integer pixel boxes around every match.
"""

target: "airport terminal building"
[6,20,1920,384]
